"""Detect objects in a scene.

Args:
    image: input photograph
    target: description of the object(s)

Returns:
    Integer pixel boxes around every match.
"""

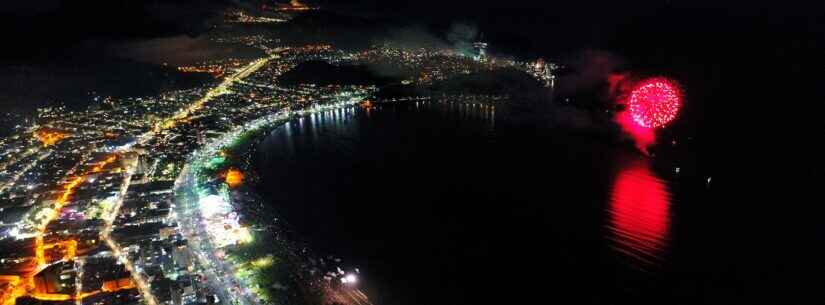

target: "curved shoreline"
[172,101,365,305]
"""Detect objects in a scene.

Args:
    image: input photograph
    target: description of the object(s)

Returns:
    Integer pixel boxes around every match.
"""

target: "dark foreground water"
[250,102,817,305]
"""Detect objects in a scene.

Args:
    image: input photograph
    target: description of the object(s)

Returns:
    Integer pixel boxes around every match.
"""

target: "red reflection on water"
[608,160,671,266]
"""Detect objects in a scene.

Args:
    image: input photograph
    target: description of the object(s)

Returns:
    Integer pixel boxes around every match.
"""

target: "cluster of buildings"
[0,4,559,304]
[350,43,558,87]
[224,10,288,24]
[351,45,480,85]
[0,30,381,304]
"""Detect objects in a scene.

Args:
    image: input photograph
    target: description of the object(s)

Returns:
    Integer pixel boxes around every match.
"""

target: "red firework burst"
[628,77,682,128]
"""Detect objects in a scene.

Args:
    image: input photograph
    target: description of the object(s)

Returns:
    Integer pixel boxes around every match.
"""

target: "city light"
[225,169,244,187]
[198,195,253,248]
[341,274,358,284]
[0,23,540,305]
[250,255,274,268]
[34,129,70,147]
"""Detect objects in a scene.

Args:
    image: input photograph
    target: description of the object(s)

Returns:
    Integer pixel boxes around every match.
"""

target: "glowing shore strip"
[177,97,368,305]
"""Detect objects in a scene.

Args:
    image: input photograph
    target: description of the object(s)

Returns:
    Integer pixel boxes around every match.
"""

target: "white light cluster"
[340,273,357,284]
[198,195,252,248]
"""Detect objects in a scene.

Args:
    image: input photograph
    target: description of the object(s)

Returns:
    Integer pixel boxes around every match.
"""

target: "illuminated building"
[34,129,70,147]
[0,28,545,305]
[102,278,134,292]
[472,41,488,62]
[32,261,77,295]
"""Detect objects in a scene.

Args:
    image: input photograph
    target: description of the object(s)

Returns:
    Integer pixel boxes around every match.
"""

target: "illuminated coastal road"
[140,48,288,143]
[174,166,261,305]
[172,99,368,305]
[2,47,368,305]
[0,50,290,305]
[100,50,289,305]
[325,286,374,305]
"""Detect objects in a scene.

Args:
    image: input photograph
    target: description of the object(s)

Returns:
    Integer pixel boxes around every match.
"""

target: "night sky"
[1,0,822,176]
[2,1,821,60]
[2,1,820,106]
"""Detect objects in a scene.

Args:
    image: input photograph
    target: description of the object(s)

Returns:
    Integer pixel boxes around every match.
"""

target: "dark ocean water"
[249,102,817,305]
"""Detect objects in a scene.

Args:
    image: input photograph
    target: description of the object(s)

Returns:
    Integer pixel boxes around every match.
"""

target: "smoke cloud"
[380,26,449,50]
[107,36,263,66]
[555,50,666,153]
[557,50,625,95]
[365,23,477,78]
[446,22,479,56]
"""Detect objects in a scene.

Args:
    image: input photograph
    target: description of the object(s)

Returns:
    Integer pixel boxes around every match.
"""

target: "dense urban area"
[0,2,557,305]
